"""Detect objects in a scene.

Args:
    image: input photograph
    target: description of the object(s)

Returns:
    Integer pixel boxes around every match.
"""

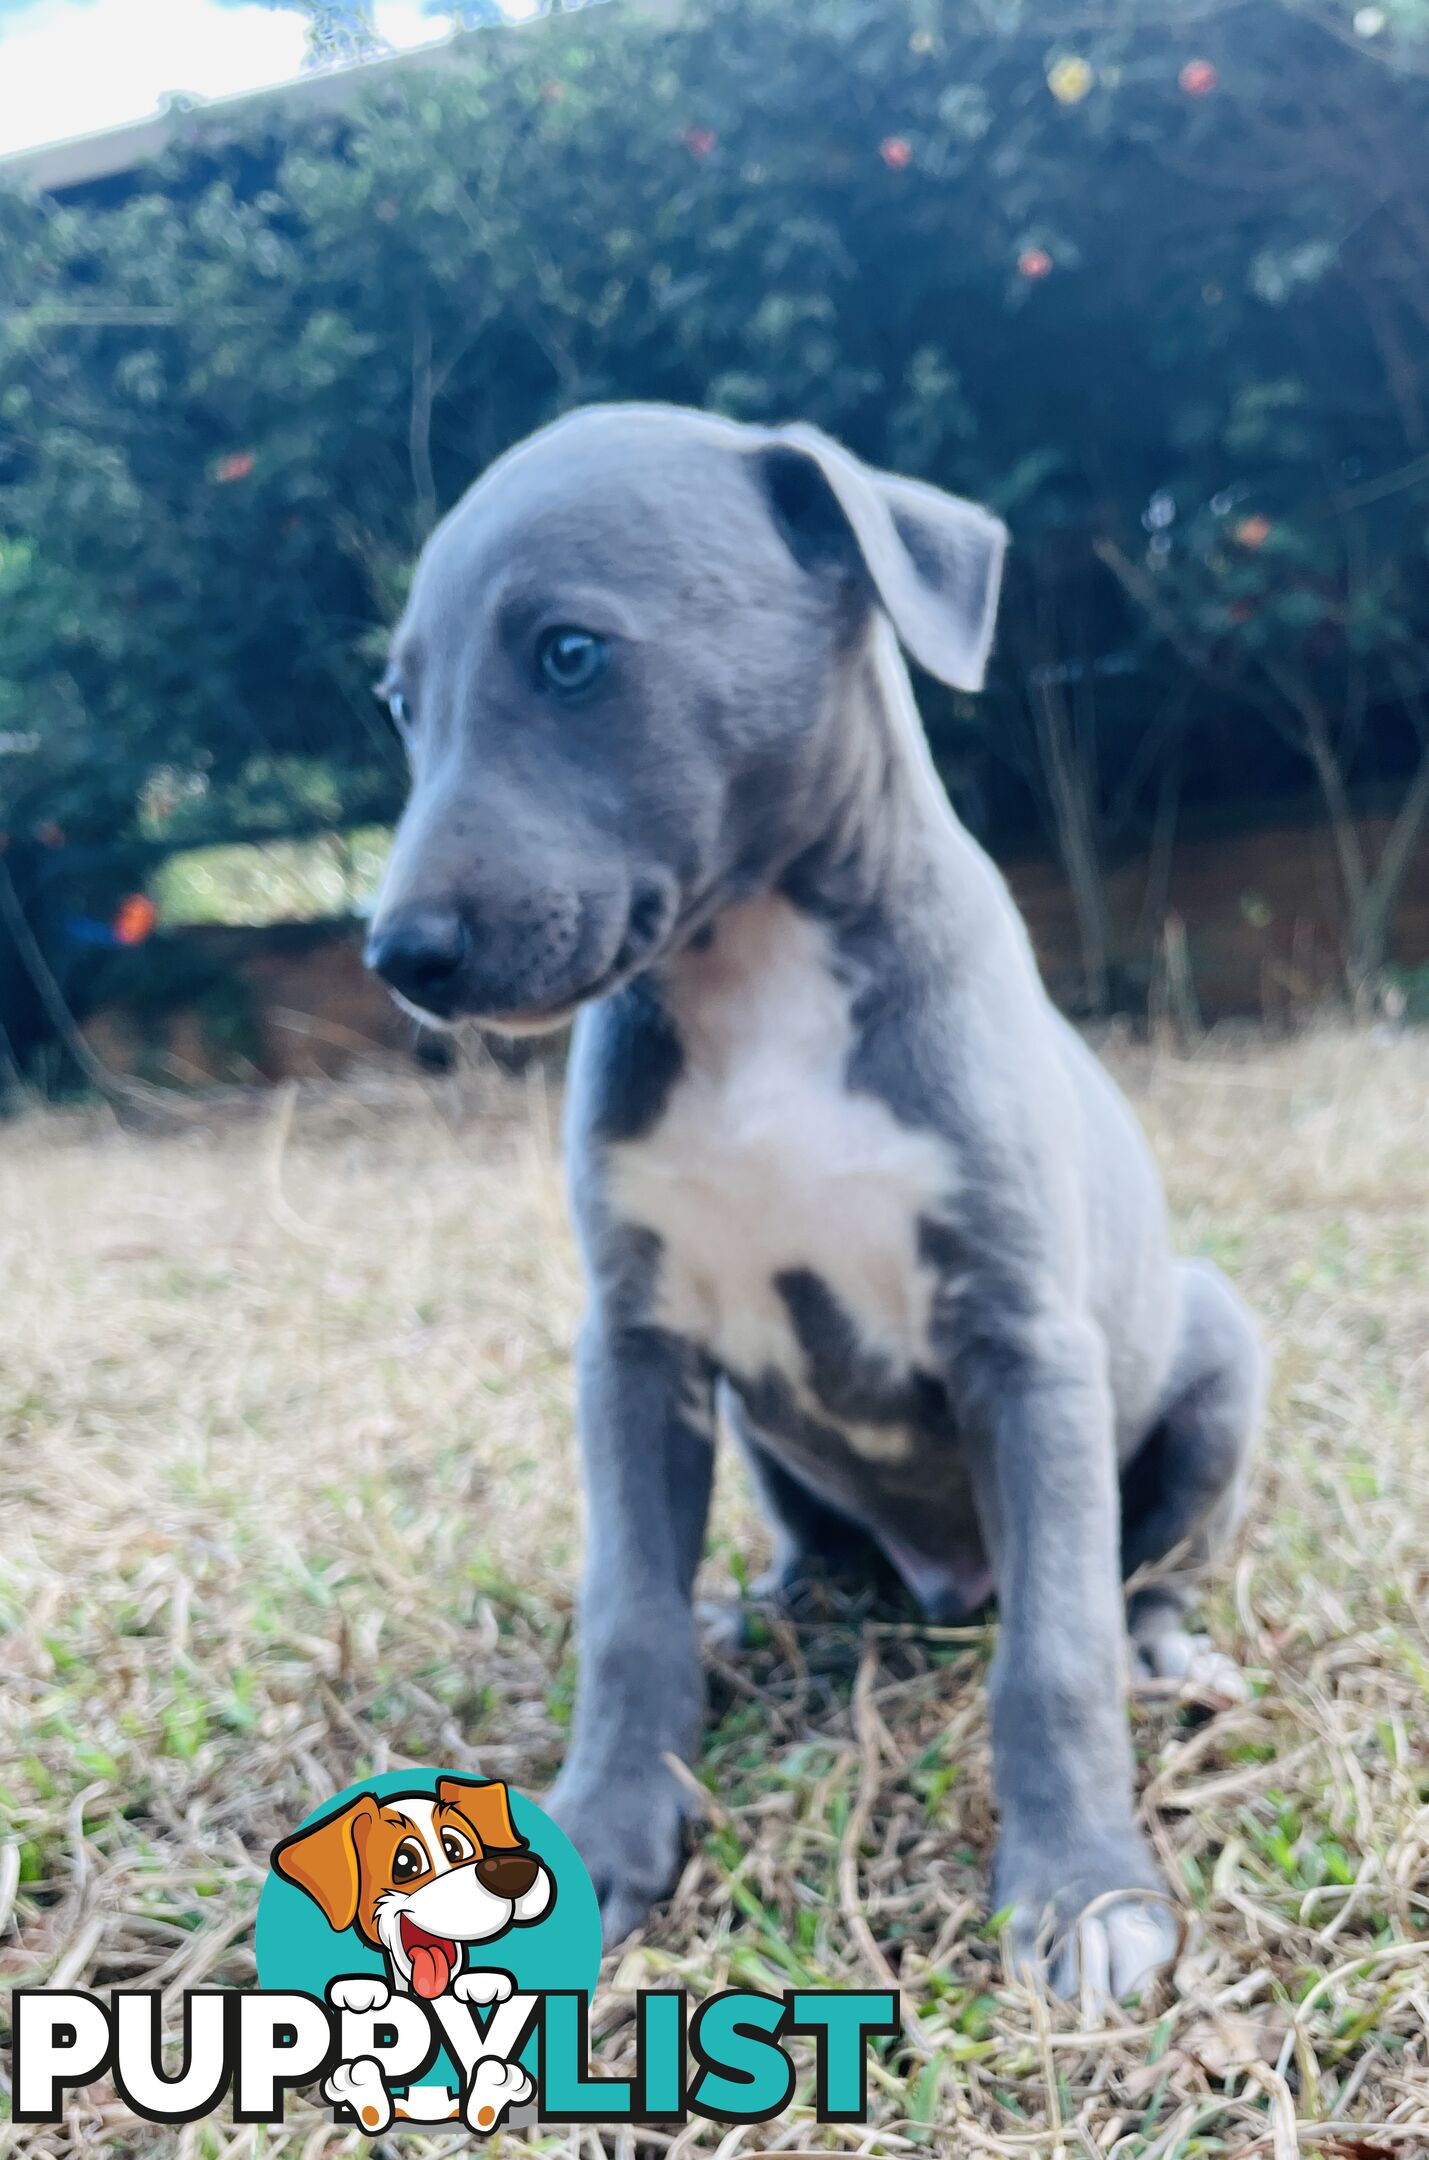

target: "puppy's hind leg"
[1121,1259,1265,1696]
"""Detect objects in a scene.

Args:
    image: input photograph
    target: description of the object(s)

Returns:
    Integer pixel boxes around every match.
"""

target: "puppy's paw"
[696,1594,753,1652]
[1134,1629,1249,1705]
[546,1762,686,1947]
[998,1834,1181,2008]
[324,2056,393,2133]
[464,2054,534,2133]
[1045,1894,1181,2007]
[452,1968,514,2008]
[326,1974,391,2015]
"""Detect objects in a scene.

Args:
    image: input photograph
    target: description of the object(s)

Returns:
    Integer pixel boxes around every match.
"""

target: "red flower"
[113,894,158,948]
[879,135,912,170]
[214,451,256,484]
[1017,247,1054,280]
[683,126,717,160]
[1234,514,1272,549]
[1179,58,1218,96]
[540,80,565,103]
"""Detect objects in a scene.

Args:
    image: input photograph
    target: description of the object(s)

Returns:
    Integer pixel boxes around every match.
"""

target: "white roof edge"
[0,1,678,196]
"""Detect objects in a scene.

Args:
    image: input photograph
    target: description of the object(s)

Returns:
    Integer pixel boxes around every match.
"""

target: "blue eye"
[537,627,608,696]
[388,690,409,730]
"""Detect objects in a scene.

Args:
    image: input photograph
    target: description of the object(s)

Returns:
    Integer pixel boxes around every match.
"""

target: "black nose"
[365,906,469,1013]
[476,1852,539,1900]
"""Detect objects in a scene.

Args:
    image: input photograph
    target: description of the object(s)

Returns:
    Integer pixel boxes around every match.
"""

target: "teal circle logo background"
[255,1771,601,2087]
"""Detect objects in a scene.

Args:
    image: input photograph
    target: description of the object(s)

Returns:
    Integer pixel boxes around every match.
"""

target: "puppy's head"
[273,1777,554,1999]
[365,402,1006,1031]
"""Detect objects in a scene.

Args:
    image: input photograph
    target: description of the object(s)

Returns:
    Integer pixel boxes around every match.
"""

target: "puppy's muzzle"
[475,1852,539,1899]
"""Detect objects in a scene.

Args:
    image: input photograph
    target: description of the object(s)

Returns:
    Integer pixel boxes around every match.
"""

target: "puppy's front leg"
[968,1314,1178,2003]
[546,1312,715,1945]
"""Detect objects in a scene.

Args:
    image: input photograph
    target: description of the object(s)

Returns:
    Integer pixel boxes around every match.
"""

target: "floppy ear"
[271,1794,379,1932]
[436,1776,527,1853]
[754,423,1007,692]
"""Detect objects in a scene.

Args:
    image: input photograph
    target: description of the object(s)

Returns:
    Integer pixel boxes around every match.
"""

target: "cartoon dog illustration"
[273,1776,553,2130]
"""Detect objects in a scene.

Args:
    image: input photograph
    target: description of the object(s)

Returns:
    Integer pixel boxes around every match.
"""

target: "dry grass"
[1,1025,1427,2158]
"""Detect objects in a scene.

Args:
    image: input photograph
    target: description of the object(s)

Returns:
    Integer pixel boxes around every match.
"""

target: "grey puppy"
[366,403,1265,2000]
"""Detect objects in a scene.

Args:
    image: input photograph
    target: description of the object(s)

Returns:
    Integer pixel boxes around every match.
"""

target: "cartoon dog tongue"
[405,1927,458,2000]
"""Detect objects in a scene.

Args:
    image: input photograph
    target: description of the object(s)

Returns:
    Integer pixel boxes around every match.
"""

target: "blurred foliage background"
[3,0,1429,1072]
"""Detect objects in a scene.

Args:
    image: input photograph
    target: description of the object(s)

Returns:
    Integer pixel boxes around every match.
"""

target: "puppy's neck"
[655,629,988,1047]
[779,615,977,925]
[650,620,1002,1021]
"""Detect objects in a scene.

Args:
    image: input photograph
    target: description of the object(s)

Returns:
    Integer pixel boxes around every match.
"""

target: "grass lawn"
[2,1027,1426,2157]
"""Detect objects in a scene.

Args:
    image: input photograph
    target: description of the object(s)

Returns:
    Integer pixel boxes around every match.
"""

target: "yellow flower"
[1048,55,1095,105]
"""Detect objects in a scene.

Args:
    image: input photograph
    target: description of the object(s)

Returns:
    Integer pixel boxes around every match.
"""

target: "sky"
[0,0,534,159]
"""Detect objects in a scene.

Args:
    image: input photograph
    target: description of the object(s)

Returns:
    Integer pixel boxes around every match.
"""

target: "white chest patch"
[608,898,953,1460]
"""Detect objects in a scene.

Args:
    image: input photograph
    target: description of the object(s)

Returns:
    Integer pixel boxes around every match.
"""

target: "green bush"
[4,0,1429,1003]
